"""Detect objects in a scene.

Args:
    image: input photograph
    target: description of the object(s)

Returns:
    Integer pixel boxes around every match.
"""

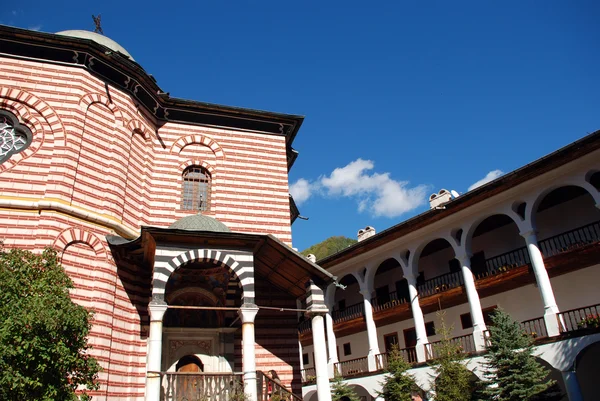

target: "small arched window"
[182,166,211,211]
[0,110,32,164]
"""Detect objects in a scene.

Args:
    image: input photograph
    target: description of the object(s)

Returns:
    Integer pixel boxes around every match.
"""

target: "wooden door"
[175,356,203,400]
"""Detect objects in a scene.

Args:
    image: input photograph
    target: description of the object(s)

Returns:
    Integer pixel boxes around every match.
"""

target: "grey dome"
[56,30,134,61]
[169,213,231,232]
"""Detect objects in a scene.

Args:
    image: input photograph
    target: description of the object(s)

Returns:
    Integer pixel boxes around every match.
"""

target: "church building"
[0,25,334,401]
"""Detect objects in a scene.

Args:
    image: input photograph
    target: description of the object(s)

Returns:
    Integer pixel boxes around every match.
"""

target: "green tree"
[301,236,357,260]
[0,245,101,400]
[483,308,554,400]
[431,312,479,401]
[378,344,420,401]
[331,373,361,401]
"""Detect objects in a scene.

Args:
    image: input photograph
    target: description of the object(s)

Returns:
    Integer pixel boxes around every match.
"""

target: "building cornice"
[0,25,303,170]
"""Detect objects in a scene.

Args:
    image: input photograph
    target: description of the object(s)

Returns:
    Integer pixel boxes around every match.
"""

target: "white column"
[239,306,259,401]
[325,311,339,377]
[359,289,380,371]
[145,303,168,401]
[521,230,561,336]
[406,274,429,362]
[561,371,583,401]
[310,312,332,401]
[458,254,487,351]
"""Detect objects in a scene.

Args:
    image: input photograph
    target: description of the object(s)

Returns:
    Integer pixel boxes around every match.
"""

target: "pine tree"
[483,308,554,400]
[378,344,420,401]
[430,311,479,401]
[331,373,361,401]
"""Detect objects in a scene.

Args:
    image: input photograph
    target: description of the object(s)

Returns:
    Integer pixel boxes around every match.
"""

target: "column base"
[544,311,561,337]
[472,328,488,352]
[327,361,338,378]
[367,352,377,372]
[415,342,428,363]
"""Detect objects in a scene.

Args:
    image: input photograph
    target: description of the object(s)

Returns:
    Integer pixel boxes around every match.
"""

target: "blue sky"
[2,1,599,251]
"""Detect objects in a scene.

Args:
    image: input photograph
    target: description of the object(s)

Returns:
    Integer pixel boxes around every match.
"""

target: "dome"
[169,213,231,233]
[56,30,134,61]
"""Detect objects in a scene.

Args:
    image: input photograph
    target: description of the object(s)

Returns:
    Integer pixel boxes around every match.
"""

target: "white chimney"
[357,226,376,242]
[307,254,317,263]
[429,189,452,209]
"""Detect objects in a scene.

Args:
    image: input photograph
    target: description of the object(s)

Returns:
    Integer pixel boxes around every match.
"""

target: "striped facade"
[0,37,302,400]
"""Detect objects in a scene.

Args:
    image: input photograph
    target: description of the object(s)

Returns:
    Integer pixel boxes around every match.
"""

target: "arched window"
[182,166,211,211]
[0,110,32,164]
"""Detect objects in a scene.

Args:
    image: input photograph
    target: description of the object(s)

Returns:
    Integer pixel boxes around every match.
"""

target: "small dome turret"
[56,30,134,61]
[168,213,231,233]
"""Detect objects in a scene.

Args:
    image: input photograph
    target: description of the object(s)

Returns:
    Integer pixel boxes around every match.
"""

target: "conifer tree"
[430,311,479,401]
[378,344,420,401]
[331,373,361,401]
[483,308,554,400]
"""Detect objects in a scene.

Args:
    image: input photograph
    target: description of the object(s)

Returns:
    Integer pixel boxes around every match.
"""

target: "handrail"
[375,347,417,370]
[332,302,365,323]
[334,356,369,377]
[478,246,530,279]
[372,291,408,312]
[417,271,464,297]
[257,371,302,401]
[557,303,600,333]
[425,334,476,360]
[161,371,244,401]
[300,367,316,384]
[520,316,548,338]
[539,220,600,258]
[298,319,312,334]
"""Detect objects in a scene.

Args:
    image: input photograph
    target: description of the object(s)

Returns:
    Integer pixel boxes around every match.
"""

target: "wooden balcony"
[425,334,477,360]
[374,347,418,370]
[558,303,600,333]
[300,367,316,385]
[298,220,600,343]
[334,356,369,378]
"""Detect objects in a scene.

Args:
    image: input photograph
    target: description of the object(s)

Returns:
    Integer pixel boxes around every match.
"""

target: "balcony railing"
[298,319,312,334]
[375,347,417,370]
[520,316,548,339]
[334,356,369,377]
[539,220,600,258]
[332,302,365,323]
[557,303,600,333]
[478,246,531,279]
[162,372,244,401]
[300,368,316,385]
[372,291,409,312]
[257,371,302,401]
[425,334,476,360]
[418,271,464,298]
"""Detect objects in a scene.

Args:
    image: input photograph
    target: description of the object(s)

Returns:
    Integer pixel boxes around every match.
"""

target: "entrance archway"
[575,341,600,400]
[176,355,204,372]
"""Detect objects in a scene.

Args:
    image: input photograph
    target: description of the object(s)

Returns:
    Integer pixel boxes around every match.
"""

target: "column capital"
[149,303,168,322]
[359,289,371,298]
[238,305,259,324]
[456,252,472,265]
[520,229,538,243]
[305,306,329,318]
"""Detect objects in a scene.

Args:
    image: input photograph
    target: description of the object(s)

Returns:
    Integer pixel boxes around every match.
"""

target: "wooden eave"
[109,227,335,298]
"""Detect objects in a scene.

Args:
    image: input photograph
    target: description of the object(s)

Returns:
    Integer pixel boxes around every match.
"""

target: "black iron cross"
[92,14,103,34]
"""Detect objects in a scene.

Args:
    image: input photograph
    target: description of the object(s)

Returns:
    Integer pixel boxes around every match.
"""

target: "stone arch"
[126,118,150,138]
[409,234,459,275]
[527,180,600,228]
[179,159,217,177]
[53,227,108,259]
[170,133,225,161]
[78,92,125,127]
[575,340,600,400]
[0,86,66,147]
[303,389,318,401]
[463,212,525,255]
[152,249,254,305]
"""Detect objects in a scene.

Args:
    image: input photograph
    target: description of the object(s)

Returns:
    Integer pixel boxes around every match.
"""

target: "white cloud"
[468,169,504,191]
[320,158,428,218]
[289,178,315,205]
[28,25,42,31]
